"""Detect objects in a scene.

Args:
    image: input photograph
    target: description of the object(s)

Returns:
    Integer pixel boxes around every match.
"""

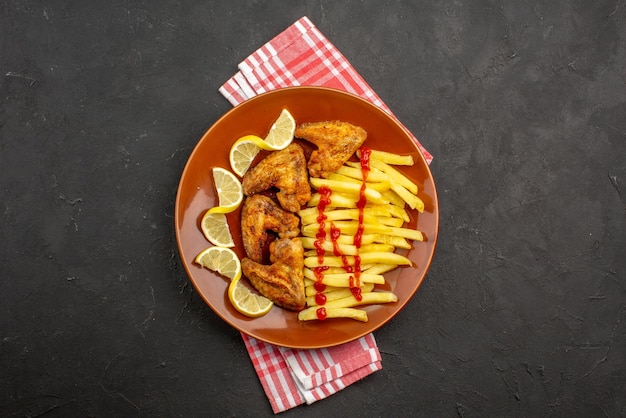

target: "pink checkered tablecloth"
[219,16,432,414]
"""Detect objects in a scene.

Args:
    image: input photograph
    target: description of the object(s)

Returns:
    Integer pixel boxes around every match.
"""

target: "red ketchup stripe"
[314,187,332,302]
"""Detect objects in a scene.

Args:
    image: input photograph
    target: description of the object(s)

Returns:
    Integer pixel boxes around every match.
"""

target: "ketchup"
[316,307,327,320]
[315,292,327,306]
[314,187,332,293]
[350,286,363,301]
[311,149,373,310]
[313,266,328,292]
[354,147,371,249]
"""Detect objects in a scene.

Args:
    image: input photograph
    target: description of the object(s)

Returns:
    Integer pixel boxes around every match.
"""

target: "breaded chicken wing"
[241,194,300,263]
[242,143,311,213]
[294,120,367,178]
[242,238,306,311]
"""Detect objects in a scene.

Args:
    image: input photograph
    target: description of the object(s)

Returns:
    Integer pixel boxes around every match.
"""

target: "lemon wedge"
[228,276,274,317]
[264,108,296,150]
[207,167,243,214]
[229,135,264,177]
[195,246,241,280]
[200,211,235,247]
[228,109,296,177]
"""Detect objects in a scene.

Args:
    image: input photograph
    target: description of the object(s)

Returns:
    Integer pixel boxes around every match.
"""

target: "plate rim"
[175,85,440,349]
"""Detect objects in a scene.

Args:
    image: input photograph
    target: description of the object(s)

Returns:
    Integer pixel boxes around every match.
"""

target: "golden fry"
[320,291,398,309]
[381,189,406,207]
[302,221,423,242]
[309,178,385,204]
[297,148,425,323]
[305,284,376,305]
[300,207,391,225]
[335,165,390,182]
[358,149,414,166]
[307,192,359,208]
[304,243,394,258]
[305,282,375,297]
[327,173,361,184]
[298,307,368,322]
[373,234,412,249]
[390,181,425,212]
[369,159,418,195]
[301,237,359,255]
[304,252,412,268]
[362,263,399,275]
[303,269,386,286]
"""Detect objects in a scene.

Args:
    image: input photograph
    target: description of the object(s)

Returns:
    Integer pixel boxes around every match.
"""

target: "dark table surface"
[2,1,625,417]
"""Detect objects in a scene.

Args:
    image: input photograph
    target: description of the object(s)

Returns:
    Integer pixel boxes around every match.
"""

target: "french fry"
[305,252,412,268]
[357,243,395,253]
[372,234,412,249]
[390,181,425,212]
[358,149,414,166]
[303,269,386,286]
[305,284,376,305]
[309,178,386,204]
[307,192,358,208]
[335,165,390,182]
[381,189,406,207]
[386,204,411,222]
[301,237,359,255]
[299,207,391,226]
[362,263,399,275]
[327,173,361,184]
[301,233,377,246]
[304,243,394,258]
[298,148,425,323]
[305,282,375,297]
[302,221,423,242]
[298,307,368,322]
[369,159,418,195]
[304,266,372,276]
[371,216,404,227]
[320,291,398,309]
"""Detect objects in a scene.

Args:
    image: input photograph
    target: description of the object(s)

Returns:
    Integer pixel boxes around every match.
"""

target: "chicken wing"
[242,143,311,213]
[242,237,306,311]
[294,120,367,178]
[241,194,300,263]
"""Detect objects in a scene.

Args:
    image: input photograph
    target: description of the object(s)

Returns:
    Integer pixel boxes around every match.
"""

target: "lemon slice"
[264,108,296,150]
[200,211,235,247]
[229,136,263,177]
[207,167,243,214]
[194,246,242,281]
[228,276,274,317]
[228,109,296,177]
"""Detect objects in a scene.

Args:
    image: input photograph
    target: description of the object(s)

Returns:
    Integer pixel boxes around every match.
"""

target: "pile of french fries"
[297,149,425,322]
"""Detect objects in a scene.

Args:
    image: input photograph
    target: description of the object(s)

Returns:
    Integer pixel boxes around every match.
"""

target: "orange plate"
[175,86,439,349]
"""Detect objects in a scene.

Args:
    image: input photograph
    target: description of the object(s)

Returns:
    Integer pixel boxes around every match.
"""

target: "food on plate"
[297,145,424,322]
[298,307,368,322]
[198,168,245,247]
[206,167,243,214]
[241,194,300,263]
[195,246,242,281]
[229,109,296,177]
[201,212,235,248]
[242,237,306,311]
[263,108,296,150]
[229,136,265,177]
[295,120,367,178]
[228,275,274,317]
[298,292,398,322]
[242,143,311,213]
[198,109,426,323]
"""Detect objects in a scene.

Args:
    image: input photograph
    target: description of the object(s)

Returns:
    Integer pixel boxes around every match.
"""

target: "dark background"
[2,1,624,417]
